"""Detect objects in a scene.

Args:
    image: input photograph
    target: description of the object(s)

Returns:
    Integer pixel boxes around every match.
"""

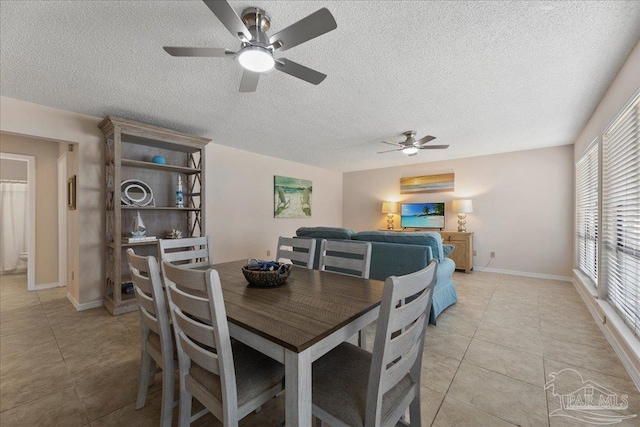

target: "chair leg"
[178,380,192,427]
[148,359,158,386]
[409,395,421,427]
[358,329,367,349]
[160,364,174,427]
[136,350,152,409]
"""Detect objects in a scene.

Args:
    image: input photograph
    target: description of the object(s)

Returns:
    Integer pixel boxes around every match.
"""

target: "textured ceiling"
[1,1,639,172]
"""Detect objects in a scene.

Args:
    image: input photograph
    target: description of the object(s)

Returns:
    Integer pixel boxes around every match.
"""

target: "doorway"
[0,152,36,290]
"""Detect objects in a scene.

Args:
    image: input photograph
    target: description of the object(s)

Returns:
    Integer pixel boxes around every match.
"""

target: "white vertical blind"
[576,142,599,285]
[603,93,640,335]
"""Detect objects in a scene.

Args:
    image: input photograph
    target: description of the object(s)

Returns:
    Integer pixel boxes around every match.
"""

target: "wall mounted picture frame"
[274,175,312,218]
[68,175,76,210]
[400,173,454,194]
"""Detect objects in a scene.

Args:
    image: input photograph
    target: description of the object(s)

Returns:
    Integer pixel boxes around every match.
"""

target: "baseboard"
[35,282,62,291]
[573,275,640,392]
[66,292,104,311]
[472,266,572,282]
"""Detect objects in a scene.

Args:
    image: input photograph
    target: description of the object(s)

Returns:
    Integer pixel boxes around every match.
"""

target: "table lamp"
[381,201,398,230]
[451,199,473,232]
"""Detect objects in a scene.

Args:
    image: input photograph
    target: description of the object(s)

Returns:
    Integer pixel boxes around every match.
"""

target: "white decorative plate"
[121,179,154,207]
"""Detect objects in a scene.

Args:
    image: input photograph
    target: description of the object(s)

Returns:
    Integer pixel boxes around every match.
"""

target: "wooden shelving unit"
[99,116,210,315]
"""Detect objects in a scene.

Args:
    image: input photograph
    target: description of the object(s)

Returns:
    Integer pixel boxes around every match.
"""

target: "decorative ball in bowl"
[242,260,292,287]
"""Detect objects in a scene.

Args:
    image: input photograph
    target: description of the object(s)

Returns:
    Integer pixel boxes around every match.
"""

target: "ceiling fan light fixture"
[238,45,274,72]
[402,146,419,155]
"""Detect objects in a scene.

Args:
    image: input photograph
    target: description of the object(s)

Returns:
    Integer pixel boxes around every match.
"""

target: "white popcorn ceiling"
[1,1,639,172]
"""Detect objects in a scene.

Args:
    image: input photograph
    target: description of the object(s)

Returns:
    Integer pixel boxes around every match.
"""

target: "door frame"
[0,152,36,290]
[57,152,67,288]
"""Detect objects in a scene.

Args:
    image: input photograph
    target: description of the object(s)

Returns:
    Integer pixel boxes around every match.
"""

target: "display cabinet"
[99,116,210,315]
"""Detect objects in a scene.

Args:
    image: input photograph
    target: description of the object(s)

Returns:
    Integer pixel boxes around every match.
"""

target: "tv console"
[380,229,474,273]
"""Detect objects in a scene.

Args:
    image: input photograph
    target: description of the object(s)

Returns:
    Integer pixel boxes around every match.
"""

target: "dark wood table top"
[208,260,385,353]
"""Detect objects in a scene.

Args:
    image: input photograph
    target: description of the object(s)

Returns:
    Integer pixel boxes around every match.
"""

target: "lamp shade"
[381,201,399,214]
[451,199,473,214]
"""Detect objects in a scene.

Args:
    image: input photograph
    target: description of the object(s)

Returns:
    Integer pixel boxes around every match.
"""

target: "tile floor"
[1,271,639,426]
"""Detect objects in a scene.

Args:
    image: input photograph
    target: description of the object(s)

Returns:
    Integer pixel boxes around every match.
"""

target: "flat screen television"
[400,202,445,230]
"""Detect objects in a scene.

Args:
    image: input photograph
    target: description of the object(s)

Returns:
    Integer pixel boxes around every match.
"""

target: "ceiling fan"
[163,0,337,92]
[377,131,449,157]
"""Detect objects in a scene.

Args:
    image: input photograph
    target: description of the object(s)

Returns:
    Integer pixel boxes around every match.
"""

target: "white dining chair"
[161,260,285,427]
[318,239,372,279]
[319,239,373,347]
[312,259,437,427]
[126,249,175,427]
[275,236,316,269]
[158,236,213,268]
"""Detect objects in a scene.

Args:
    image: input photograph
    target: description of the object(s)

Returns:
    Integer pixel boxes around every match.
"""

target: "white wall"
[0,133,61,285]
[574,40,640,160]
[207,143,343,263]
[343,145,574,278]
[0,97,101,305]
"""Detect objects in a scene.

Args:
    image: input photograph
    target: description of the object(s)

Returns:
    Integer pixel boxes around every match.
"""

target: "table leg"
[285,348,312,426]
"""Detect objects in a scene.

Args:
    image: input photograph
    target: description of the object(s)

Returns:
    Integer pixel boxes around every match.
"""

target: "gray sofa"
[295,227,457,324]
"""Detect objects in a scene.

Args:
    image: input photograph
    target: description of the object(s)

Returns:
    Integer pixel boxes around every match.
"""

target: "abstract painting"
[274,175,312,218]
[400,173,454,194]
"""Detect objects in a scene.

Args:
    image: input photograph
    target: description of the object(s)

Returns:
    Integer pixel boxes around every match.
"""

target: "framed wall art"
[274,175,312,218]
[400,173,454,194]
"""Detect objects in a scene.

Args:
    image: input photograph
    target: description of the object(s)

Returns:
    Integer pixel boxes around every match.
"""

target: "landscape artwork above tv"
[400,202,445,229]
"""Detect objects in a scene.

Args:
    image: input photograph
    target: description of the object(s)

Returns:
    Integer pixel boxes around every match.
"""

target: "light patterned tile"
[421,350,461,393]
[448,363,549,426]
[419,386,445,426]
[0,386,86,426]
[543,337,629,380]
[464,339,545,387]
[425,325,472,361]
[432,396,516,426]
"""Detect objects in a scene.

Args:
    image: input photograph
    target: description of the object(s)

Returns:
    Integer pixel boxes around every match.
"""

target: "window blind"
[603,92,640,335]
[576,142,598,285]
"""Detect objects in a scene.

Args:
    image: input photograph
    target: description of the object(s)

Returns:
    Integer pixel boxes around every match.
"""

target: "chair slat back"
[318,240,372,279]
[365,259,437,424]
[162,260,239,410]
[276,236,316,269]
[126,249,173,359]
[158,236,213,268]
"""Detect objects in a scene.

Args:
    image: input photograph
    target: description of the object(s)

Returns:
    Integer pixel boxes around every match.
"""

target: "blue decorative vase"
[151,155,166,164]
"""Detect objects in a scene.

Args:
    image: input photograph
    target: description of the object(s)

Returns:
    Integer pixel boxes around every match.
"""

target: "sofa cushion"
[296,227,355,239]
[367,242,431,282]
[352,231,444,262]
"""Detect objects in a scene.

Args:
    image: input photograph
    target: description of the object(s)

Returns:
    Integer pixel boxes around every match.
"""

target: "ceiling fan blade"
[163,47,235,57]
[239,70,260,92]
[268,8,337,51]
[418,145,449,150]
[376,148,403,154]
[380,140,402,147]
[415,135,437,145]
[202,0,252,41]
[275,59,326,85]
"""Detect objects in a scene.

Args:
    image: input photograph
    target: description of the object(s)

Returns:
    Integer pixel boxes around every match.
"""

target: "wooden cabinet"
[99,116,210,315]
[439,231,474,273]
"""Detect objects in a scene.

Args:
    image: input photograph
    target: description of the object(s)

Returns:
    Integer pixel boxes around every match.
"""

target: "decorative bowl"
[151,155,166,164]
[242,262,291,287]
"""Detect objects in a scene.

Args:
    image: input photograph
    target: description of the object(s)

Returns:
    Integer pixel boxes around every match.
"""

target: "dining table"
[202,259,385,426]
